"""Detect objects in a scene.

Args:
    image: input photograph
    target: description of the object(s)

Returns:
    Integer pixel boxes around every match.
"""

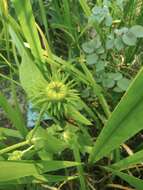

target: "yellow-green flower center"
[46,81,67,101]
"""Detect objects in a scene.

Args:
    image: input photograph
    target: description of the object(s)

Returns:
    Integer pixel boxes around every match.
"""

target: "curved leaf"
[110,149,143,171]
[12,0,43,60]
[106,167,143,190]
[89,68,143,163]
[0,160,80,182]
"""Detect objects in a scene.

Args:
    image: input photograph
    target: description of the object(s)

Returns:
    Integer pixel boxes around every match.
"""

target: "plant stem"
[0,140,29,155]
[73,142,86,190]
[98,94,111,118]
[79,56,111,119]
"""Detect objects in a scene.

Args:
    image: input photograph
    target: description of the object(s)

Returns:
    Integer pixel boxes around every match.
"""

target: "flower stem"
[0,140,29,155]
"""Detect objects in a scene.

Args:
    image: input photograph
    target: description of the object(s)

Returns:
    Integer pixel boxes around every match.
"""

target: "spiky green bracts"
[20,58,91,125]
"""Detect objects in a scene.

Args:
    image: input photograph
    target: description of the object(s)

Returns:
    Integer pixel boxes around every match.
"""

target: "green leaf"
[91,36,102,50]
[0,128,22,139]
[0,93,27,137]
[89,67,143,163]
[114,37,124,50]
[96,46,104,54]
[68,106,92,125]
[35,174,78,183]
[79,0,91,17]
[12,0,43,60]
[36,160,81,173]
[105,15,112,27]
[82,42,94,54]
[117,78,131,91]
[105,167,143,190]
[106,39,114,49]
[0,174,77,185]
[82,37,101,54]
[86,53,98,65]
[122,31,137,46]
[130,25,143,38]
[102,78,115,88]
[96,61,105,72]
[29,127,67,153]
[0,160,80,182]
[113,86,124,93]
[110,149,143,170]
[107,72,123,81]
[0,161,38,182]
[19,57,47,98]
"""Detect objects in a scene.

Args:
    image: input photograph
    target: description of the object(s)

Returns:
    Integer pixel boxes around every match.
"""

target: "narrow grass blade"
[105,167,143,190]
[79,0,91,17]
[12,0,43,60]
[110,149,143,171]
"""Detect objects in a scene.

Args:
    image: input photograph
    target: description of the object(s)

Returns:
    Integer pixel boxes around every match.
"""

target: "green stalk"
[73,142,86,190]
[79,56,111,118]
[79,0,91,17]
[98,94,111,119]
[29,103,48,140]
[0,140,29,155]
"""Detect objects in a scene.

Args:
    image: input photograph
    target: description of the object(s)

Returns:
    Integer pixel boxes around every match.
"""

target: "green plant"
[0,0,143,190]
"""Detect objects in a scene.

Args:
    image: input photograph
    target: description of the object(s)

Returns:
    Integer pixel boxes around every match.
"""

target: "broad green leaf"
[114,37,124,50]
[106,39,114,49]
[0,160,80,182]
[86,53,98,65]
[89,67,143,163]
[107,72,123,81]
[91,36,102,50]
[105,15,112,27]
[105,167,143,190]
[130,25,143,38]
[113,86,124,93]
[82,42,94,54]
[82,37,101,54]
[96,46,104,54]
[19,58,47,98]
[117,78,131,91]
[12,0,43,60]
[96,61,105,72]
[122,31,137,46]
[102,78,115,88]
[0,93,27,137]
[110,149,143,170]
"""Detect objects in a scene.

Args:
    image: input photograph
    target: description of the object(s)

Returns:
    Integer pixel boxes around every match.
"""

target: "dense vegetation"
[0,0,143,189]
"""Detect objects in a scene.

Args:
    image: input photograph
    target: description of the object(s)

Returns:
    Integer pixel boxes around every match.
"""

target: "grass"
[0,0,143,189]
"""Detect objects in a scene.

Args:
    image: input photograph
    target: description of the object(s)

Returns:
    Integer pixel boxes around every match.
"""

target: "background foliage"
[0,0,143,189]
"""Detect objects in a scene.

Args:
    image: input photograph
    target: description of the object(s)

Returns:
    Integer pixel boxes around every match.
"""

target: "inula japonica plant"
[0,0,143,189]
